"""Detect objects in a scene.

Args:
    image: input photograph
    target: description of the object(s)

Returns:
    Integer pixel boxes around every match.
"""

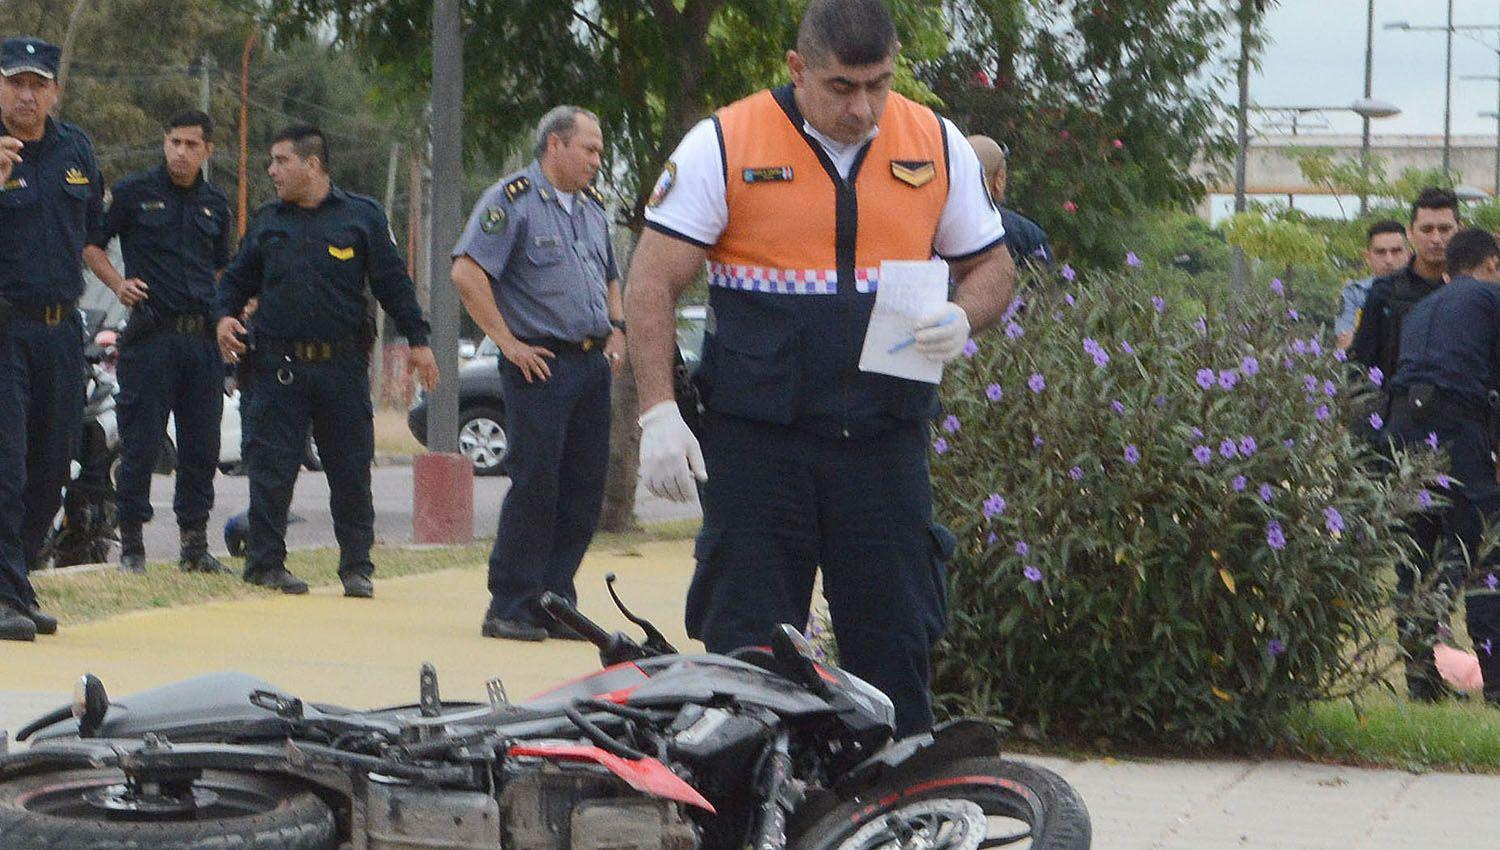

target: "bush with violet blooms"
[929,267,1446,747]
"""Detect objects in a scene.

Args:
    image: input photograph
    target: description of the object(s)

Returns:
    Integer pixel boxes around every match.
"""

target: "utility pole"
[237,28,259,238]
[1360,0,1374,216]
[1231,0,1253,294]
[1444,0,1454,175]
[199,53,214,182]
[374,141,400,409]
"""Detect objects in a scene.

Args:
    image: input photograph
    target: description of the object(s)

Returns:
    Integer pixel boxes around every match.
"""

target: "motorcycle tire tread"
[0,768,337,850]
[786,755,1091,850]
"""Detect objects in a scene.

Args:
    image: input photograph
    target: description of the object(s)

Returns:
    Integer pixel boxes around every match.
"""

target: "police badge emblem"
[481,206,506,234]
[648,161,677,208]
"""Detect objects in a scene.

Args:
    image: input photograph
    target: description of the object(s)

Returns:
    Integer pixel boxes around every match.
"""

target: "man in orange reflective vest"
[625,0,1016,736]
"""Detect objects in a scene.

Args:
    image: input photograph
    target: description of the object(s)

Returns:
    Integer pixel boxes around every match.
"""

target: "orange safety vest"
[696,86,951,433]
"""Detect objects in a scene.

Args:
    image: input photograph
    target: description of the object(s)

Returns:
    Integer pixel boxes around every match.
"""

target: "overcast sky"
[1252,0,1500,137]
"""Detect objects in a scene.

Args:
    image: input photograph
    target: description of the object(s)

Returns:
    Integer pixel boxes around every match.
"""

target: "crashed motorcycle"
[0,579,1091,849]
[37,323,121,568]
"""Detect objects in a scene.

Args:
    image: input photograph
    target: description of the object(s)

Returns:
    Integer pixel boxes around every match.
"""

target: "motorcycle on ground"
[0,577,1091,849]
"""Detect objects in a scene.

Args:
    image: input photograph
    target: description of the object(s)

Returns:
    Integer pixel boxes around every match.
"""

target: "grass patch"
[1285,697,1500,774]
[33,519,701,626]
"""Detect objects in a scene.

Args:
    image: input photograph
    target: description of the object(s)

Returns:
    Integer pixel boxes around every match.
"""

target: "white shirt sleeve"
[933,117,1006,259]
[643,118,727,247]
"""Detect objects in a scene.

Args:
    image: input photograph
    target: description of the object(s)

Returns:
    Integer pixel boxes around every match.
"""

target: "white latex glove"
[913,302,971,363]
[639,400,707,502]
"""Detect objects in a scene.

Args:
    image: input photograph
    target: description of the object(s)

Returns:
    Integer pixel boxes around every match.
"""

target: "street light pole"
[1360,0,1375,215]
[1444,0,1454,175]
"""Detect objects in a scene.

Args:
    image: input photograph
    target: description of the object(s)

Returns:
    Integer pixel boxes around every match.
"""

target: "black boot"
[0,600,37,641]
[1465,592,1500,706]
[118,522,146,574]
[179,526,231,574]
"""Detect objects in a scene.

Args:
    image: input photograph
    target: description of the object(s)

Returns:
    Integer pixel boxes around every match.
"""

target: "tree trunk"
[599,232,643,533]
[57,0,93,102]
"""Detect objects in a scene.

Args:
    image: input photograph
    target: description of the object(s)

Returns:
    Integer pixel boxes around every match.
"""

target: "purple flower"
[982,493,1006,518]
[1111,400,1125,414]
[1267,638,1286,657]
[1283,357,1295,370]
[932,438,948,454]
[1323,379,1337,398]
[1438,473,1453,489]
[1418,489,1434,508]
[1064,293,1077,306]
[1126,251,1142,267]
[1060,263,1077,282]
[1023,565,1043,582]
[1193,445,1212,464]
[1238,436,1257,456]
[1324,506,1345,535]
[1196,368,1216,390]
[1316,405,1331,421]
[1334,348,1348,362]
[1484,639,1494,657]
[1218,370,1238,390]
[1259,483,1274,503]
[986,383,1003,402]
[962,339,978,358]
[1151,295,1166,313]
[1426,431,1439,450]
[1241,356,1260,376]
[1283,439,1295,449]
[1266,520,1287,550]
[1292,339,1308,356]
[1369,366,1384,387]
[1191,426,1204,438]
[1032,433,1044,448]
[1219,439,1238,459]
[1194,316,1208,335]
[1120,340,1135,354]
[1154,395,1167,407]
[1125,444,1141,464]
[1232,474,1247,492]
[1270,278,1285,296]
[1028,373,1046,393]
[1005,321,1024,339]
[1288,309,1301,321]
[1069,466,1084,481]
[1092,352,1110,367]
[1303,374,1318,393]
[1369,412,1383,431]
[1015,540,1030,556]
[1487,573,1498,591]
[986,532,998,546]
[1309,339,1323,357]
[942,414,961,433]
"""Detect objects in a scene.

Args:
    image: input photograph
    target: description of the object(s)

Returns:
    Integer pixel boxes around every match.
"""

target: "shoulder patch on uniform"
[647,161,677,208]
[583,185,606,207]
[480,206,507,234]
[504,176,532,202]
[891,160,935,188]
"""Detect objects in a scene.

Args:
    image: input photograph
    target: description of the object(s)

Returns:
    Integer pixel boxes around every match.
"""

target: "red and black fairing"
[523,654,837,719]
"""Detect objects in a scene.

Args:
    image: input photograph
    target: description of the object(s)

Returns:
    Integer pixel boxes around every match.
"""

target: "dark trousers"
[244,357,373,577]
[115,330,223,529]
[487,348,611,622]
[686,414,950,738]
[0,315,85,608]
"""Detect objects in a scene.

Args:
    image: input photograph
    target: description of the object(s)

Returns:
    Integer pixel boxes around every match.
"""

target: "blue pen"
[888,312,958,354]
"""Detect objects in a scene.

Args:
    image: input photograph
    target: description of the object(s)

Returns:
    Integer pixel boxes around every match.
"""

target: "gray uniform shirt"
[453,162,616,342]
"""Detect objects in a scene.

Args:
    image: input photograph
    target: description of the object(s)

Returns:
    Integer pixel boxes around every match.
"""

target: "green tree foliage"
[922,0,1258,266]
[931,269,1444,746]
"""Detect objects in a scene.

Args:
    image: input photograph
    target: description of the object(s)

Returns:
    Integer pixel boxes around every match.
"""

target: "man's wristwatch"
[610,318,627,333]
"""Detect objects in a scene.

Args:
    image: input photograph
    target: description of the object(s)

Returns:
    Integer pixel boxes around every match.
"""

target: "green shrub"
[930,268,1444,747]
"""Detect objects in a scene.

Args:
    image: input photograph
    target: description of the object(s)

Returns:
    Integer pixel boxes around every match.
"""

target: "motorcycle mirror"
[72,673,109,737]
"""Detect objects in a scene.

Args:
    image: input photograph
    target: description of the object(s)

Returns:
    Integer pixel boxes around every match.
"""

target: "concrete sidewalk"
[3,539,1496,849]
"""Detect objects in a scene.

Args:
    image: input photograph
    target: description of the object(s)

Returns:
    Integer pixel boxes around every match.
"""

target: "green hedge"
[931,269,1444,747]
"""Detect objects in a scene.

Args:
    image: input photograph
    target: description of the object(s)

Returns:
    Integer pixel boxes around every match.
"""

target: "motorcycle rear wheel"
[790,756,1090,850]
[0,768,337,850]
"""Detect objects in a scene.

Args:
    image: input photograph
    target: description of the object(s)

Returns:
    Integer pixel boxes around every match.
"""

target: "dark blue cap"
[1,37,61,80]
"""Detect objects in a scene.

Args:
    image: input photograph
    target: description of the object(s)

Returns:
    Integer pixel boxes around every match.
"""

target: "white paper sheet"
[858,259,950,384]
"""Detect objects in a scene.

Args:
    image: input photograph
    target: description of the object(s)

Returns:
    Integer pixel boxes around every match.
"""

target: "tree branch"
[572,10,617,45]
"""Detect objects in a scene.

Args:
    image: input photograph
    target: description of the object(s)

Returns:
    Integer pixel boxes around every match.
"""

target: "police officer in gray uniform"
[451,106,625,641]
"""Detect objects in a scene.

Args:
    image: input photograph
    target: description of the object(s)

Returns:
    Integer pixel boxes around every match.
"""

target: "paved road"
[133,462,700,559]
[5,540,1495,849]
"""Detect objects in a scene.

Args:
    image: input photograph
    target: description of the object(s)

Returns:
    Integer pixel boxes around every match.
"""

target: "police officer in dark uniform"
[83,110,232,575]
[0,36,102,640]
[217,125,437,597]
[967,134,1053,270]
[1352,187,1460,380]
[1384,227,1500,705]
[451,105,625,642]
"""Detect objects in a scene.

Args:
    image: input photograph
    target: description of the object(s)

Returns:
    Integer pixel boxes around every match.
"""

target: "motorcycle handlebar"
[538,592,615,647]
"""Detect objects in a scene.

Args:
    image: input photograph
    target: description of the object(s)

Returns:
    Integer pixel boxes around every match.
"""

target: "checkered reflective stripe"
[707,262,880,294]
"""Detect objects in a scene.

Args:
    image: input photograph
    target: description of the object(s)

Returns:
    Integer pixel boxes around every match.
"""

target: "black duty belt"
[521,335,609,355]
[165,314,214,336]
[256,337,362,363]
[13,300,77,326]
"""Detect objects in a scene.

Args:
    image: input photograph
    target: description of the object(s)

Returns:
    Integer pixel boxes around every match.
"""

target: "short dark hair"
[1444,227,1499,275]
[166,109,213,142]
[1366,219,1404,243]
[1410,187,1459,224]
[271,124,329,170]
[796,0,898,67]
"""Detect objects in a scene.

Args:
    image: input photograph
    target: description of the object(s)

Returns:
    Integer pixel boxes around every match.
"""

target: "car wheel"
[458,405,508,477]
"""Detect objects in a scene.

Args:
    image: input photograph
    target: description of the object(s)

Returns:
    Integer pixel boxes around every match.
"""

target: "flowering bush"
[930,270,1444,747]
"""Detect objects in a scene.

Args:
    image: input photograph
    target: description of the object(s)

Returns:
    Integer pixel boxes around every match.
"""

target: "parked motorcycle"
[37,321,121,568]
[0,577,1090,849]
